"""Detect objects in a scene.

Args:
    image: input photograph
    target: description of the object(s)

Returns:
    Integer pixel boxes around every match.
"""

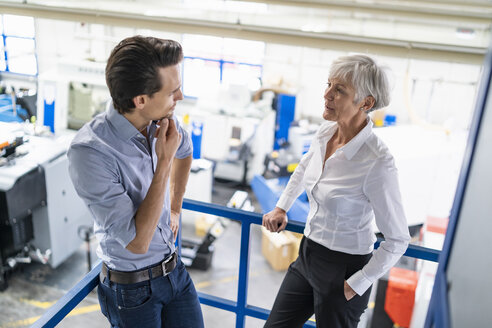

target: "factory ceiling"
[0,0,491,63]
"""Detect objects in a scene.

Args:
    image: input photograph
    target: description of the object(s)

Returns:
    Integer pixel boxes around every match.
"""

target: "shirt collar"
[106,101,142,142]
[340,117,373,160]
[317,117,373,161]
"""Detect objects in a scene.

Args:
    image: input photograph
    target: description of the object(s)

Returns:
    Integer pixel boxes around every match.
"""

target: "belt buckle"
[161,251,175,276]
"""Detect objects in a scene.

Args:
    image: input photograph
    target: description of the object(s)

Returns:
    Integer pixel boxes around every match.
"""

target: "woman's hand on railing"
[262,207,288,233]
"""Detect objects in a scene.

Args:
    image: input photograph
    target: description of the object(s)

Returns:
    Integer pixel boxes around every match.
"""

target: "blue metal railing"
[32,199,440,328]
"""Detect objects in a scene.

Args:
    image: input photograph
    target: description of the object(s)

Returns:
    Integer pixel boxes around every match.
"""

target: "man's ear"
[132,95,146,110]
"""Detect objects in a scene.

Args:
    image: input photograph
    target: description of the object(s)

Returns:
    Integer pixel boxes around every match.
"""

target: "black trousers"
[264,236,372,328]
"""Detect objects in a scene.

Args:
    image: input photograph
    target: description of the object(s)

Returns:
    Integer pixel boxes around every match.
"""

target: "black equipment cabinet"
[0,166,46,290]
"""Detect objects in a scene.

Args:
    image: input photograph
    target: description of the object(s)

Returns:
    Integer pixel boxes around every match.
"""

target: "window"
[1,15,38,76]
[182,57,221,98]
[182,34,263,98]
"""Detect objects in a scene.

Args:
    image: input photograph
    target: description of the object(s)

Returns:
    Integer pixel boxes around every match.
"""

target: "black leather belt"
[101,251,178,284]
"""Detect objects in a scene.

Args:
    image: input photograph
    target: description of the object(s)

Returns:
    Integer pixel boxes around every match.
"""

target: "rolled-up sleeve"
[173,116,193,159]
[347,156,411,295]
[68,144,136,248]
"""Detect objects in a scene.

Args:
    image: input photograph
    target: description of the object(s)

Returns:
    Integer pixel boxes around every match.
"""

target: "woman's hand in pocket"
[344,280,356,301]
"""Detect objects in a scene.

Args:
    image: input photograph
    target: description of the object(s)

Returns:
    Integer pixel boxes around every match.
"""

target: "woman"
[262,55,410,328]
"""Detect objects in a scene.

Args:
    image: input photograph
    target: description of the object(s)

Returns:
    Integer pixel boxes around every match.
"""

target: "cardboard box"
[284,231,303,262]
[261,228,303,271]
[195,214,217,237]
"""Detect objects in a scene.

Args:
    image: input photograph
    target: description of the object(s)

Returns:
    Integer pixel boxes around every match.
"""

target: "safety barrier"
[32,199,440,328]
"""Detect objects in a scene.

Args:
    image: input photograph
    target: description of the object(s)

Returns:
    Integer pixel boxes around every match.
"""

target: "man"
[68,36,204,328]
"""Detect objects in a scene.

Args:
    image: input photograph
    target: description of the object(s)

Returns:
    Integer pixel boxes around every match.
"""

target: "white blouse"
[277,119,410,295]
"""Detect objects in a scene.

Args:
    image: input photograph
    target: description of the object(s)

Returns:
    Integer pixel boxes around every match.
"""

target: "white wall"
[33,18,482,132]
[262,43,481,130]
[26,17,487,237]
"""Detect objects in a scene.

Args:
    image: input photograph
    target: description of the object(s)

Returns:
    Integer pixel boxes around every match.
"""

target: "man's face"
[144,65,183,121]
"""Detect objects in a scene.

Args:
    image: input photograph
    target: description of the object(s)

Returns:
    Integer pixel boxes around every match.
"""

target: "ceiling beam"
[0,2,486,64]
[397,0,492,9]
[235,0,492,26]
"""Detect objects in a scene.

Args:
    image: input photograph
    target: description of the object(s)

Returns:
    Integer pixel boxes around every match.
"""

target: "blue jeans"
[97,258,204,328]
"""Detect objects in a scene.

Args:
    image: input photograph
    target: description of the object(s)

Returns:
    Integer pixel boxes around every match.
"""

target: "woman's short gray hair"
[329,54,391,112]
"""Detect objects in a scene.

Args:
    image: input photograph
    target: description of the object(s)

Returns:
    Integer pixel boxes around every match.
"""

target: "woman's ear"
[361,96,376,113]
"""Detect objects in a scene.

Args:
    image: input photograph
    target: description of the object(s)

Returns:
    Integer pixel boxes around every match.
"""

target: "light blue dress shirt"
[68,103,192,271]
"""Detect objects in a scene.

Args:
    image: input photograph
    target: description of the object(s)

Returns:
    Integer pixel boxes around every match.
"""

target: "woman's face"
[323,77,365,124]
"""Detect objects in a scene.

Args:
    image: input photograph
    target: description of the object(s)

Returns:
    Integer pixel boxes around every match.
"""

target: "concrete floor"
[0,180,386,328]
[0,181,292,328]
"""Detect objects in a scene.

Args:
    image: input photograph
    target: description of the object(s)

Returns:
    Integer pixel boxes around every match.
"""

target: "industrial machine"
[187,84,277,185]
[191,109,276,185]
[181,217,229,270]
[0,122,92,290]
[0,136,45,290]
[181,190,253,270]
[0,93,34,123]
[272,93,296,150]
[250,175,309,224]
[37,59,109,133]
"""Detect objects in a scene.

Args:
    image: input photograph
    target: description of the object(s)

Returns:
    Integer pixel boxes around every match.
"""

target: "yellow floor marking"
[20,299,55,309]
[195,276,237,289]
[195,269,267,290]
[5,268,277,326]
[218,276,237,284]
[0,316,40,328]
[66,304,100,316]
[195,280,213,288]
[0,304,100,328]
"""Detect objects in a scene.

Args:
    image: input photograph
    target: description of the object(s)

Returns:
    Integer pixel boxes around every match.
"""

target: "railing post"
[32,199,442,328]
[236,221,252,328]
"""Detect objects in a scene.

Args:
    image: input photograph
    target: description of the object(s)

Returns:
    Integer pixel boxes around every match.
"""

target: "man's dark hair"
[105,36,183,114]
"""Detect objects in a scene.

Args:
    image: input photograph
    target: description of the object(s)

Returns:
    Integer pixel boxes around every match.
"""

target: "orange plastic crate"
[384,267,419,327]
